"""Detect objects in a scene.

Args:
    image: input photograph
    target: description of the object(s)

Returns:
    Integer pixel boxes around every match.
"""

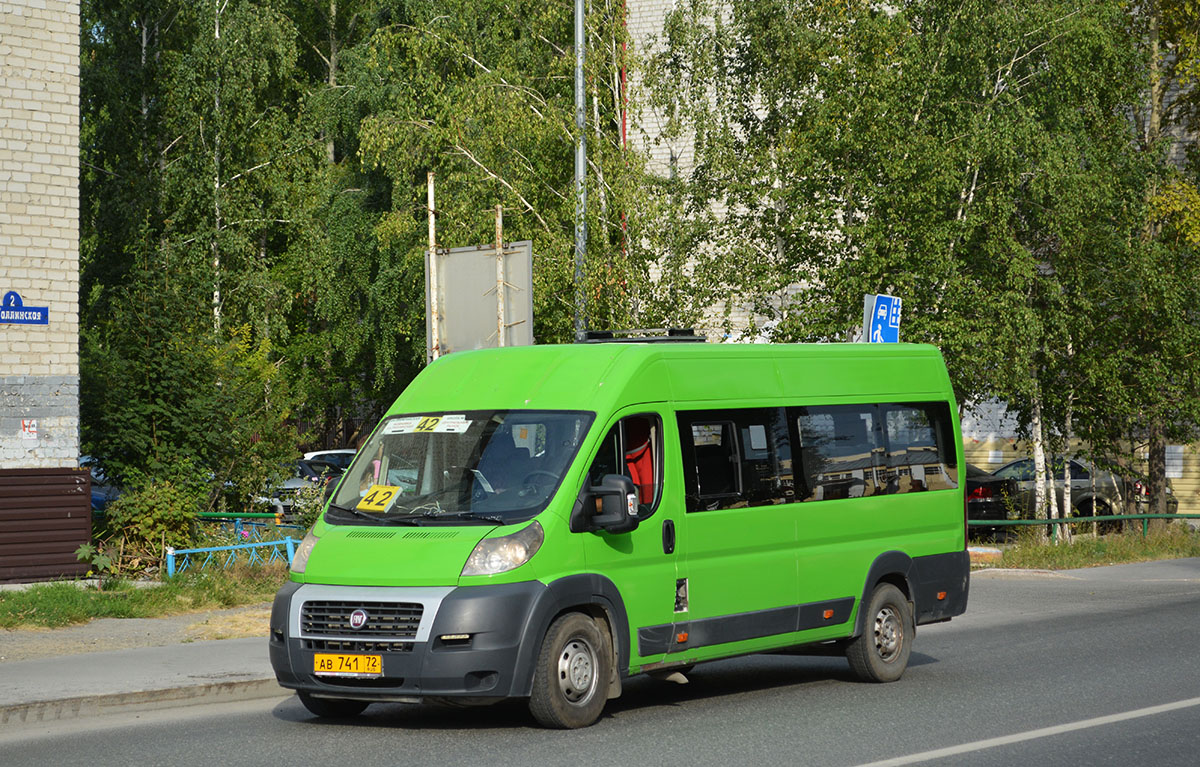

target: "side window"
[995,459,1033,481]
[881,403,959,492]
[678,408,793,512]
[795,405,883,501]
[585,414,663,513]
[690,421,741,503]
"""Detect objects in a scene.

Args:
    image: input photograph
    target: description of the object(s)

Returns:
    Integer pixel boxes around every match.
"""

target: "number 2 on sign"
[357,484,400,512]
[415,416,442,432]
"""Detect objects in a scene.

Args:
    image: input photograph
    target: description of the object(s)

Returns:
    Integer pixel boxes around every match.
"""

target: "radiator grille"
[303,638,414,653]
[301,600,424,639]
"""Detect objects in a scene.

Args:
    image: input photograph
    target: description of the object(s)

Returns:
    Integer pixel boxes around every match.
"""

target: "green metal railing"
[969,513,1200,541]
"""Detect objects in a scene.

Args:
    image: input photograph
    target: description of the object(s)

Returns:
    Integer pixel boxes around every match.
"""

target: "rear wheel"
[297,691,369,718]
[1074,500,1120,535]
[846,583,913,683]
[529,612,611,729]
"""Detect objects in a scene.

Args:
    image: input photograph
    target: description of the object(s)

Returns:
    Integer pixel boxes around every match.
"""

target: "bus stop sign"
[862,294,902,343]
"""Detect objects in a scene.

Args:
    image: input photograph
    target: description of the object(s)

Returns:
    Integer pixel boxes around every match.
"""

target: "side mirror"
[570,474,641,534]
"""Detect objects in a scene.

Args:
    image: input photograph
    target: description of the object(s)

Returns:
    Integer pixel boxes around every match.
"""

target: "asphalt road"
[3,560,1200,767]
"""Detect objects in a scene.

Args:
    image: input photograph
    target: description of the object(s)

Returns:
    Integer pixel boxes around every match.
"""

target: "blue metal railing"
[165,537,298,577]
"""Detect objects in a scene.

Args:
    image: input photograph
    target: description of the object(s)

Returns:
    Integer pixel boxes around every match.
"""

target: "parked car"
[302,449,356,471]
[991,457,1177,530]
[1130,476,1180,514]
[79,455,120,512]
[261,459,344,520]
[965,464,1018,538]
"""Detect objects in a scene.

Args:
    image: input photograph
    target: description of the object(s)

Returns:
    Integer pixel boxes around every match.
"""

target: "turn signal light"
[823,609,834,620]
[937,591,947,601]
[676,632,689,643]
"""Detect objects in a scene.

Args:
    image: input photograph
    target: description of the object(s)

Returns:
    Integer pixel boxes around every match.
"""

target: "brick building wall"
[0,1,81,469]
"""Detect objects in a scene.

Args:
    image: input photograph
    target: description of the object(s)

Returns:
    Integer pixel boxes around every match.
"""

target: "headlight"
[462,521,543,577]
[290,530,320,574]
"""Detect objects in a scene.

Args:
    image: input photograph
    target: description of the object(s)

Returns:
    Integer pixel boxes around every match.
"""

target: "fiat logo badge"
[349,609,369,630]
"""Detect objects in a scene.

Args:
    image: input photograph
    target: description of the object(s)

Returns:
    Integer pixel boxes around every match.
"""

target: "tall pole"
[573,0,587,342]
[428,171,440,361]
[496,204,506,347]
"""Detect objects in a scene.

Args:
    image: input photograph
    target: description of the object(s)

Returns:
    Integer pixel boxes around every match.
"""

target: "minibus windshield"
[327,410,595,526]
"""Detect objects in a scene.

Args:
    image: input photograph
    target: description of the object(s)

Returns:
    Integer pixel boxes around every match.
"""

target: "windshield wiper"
[434,511,506,525]
[389,486,467,515]
[326,502,421,526]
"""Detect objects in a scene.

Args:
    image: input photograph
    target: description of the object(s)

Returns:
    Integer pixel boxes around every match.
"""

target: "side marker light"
[676,632,689,643]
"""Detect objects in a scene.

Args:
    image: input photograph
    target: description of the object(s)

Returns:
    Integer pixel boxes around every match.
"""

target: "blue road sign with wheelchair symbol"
[862,294,901,343]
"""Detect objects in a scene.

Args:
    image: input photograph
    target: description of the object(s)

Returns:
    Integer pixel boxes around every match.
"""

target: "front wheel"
[297,691,369,718]
[528,612,611,729]
[846,583,913,683]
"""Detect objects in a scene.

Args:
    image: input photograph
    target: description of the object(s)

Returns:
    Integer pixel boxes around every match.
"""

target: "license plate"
[314,653,382,677]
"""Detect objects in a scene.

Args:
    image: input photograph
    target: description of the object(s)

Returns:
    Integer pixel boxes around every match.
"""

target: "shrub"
[92,464,208,575]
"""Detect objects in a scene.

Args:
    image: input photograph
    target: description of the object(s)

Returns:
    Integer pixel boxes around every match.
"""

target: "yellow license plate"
[314,653,382,677]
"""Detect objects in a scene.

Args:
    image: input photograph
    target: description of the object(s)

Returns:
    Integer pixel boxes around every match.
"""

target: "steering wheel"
[522,470,560,487]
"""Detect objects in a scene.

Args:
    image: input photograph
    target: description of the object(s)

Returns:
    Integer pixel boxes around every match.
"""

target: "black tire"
[297,691,369,718]
[846,583,913,683]
[528,612,611,729]
[1074,500,1120,535]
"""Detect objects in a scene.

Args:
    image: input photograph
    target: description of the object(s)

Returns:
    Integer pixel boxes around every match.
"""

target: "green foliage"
[74,543,114,580]
[77,0,1199,522]
[293,479,328,530]
[81,0,684,465]
[645,0,1199,517]
[80,0,306,500]
[105,467,206,551]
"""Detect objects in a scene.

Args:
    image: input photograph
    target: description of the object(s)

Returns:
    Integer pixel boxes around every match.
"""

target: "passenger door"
[577,408,685,669]
[671,408,801,663]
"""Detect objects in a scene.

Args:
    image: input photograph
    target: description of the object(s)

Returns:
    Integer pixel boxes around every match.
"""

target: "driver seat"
[476,432,533,490]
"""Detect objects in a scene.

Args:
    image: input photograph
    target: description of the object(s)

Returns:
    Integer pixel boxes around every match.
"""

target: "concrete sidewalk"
[0,635,287,726]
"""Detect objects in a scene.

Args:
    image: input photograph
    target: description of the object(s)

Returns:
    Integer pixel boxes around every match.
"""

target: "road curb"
[0,678,287,726]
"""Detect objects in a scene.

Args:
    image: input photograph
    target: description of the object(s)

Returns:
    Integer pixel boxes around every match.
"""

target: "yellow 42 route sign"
[414,416,442,432]
[357,484,401,512]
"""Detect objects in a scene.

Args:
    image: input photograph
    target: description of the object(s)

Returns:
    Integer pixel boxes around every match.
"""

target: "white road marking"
[851,696,1200,767]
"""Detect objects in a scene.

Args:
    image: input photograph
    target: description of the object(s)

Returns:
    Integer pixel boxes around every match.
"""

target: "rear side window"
[678,408,794,512]
[797,402,958,501]
[880,403,958,493]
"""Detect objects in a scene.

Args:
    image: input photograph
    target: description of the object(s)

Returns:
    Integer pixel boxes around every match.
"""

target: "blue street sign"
[1,291,49,325]
[862,293,901,343]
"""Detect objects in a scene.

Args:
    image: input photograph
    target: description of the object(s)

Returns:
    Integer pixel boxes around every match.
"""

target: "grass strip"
[992,524,1200,570]
[0,564,289,630]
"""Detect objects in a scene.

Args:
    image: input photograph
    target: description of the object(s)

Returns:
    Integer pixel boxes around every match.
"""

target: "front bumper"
[269,580,545,702]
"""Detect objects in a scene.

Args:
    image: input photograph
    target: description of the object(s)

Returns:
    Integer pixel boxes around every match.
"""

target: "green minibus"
[269,341,969,728]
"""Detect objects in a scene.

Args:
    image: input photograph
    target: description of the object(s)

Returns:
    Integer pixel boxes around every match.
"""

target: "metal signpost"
[862,293,902,343]
[425,240,534,359]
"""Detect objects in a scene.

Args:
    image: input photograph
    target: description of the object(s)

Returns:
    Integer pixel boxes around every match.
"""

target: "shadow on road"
[269,650,943,731]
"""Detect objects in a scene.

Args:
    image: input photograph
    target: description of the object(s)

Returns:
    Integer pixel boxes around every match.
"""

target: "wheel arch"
[852,551,915,639]
[1072,494,1110,514]
[510,573,629,698]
